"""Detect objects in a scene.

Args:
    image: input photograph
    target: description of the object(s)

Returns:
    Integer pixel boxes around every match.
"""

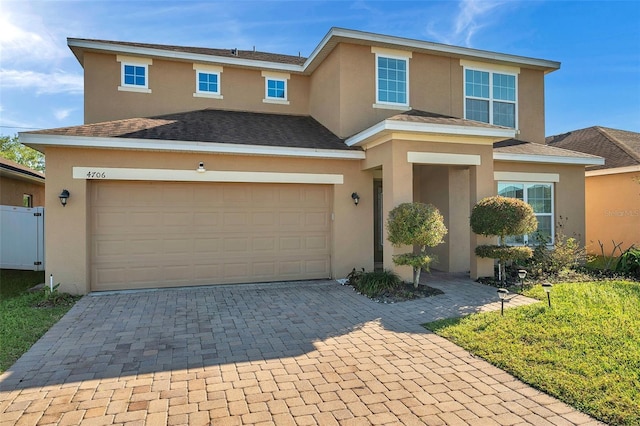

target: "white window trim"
[498,181,555,245]
[117,55,152,93]
[462,62,518,129]
[193,64,223,99]
[372,47,411,109]
[262,71,290,105]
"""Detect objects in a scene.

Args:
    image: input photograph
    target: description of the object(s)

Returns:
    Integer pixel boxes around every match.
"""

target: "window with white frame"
[498,182,554,245]
[117,55,152,93]
[193,64,223,99]
[371,47,411,109]
[262,71,290,104]
[465,68,517,128]
[377,56,408,105]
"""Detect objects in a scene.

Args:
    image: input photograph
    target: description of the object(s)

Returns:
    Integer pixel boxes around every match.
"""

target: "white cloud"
[54,108,73,121]
[425,0,505,47]
[0,69,83,95]
[0,12,69,65]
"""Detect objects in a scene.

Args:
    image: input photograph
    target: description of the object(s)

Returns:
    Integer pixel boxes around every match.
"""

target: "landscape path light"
[518,269,527,289]
[542,282,553,307]
[497,288,509,316]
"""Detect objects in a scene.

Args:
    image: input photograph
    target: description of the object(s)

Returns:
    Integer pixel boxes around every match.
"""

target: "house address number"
[86,171,107,179]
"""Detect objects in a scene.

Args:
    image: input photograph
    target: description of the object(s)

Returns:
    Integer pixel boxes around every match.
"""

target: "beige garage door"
[90,181,332,291]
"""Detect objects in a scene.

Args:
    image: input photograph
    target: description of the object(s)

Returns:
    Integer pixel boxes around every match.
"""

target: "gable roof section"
[68,27,560,75]
[546,126,640,170]
[346,110,517,147]
[21,109,364,160]
[494,139,604,166]
[0,156,45,184]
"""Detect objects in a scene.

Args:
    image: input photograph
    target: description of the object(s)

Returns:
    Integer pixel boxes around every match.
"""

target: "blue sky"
[1,0,639,139]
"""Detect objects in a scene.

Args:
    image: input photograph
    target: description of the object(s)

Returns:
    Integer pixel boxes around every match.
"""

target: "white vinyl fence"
[0,205,45,270]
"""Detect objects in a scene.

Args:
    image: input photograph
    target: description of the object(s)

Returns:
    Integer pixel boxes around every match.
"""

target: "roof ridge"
[596,126,640,162]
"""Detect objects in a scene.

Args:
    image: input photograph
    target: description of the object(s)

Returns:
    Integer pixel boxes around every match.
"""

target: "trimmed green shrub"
[475,245,533,262]
[353,269,402,298]
[387,202,447,287]
[471,196,537,283]
[470,196,538,241]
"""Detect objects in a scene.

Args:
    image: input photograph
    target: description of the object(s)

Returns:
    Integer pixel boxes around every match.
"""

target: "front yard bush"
[352,269,402,298]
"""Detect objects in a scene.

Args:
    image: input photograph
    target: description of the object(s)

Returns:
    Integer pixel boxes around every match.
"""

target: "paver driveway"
[1,275,600,425]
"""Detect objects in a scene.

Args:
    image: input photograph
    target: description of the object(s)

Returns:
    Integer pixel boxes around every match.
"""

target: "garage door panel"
[91,181,331,291]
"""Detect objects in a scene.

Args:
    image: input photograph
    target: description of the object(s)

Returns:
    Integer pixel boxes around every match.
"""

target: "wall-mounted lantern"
[351,192,360,206]
[59,189,70,207]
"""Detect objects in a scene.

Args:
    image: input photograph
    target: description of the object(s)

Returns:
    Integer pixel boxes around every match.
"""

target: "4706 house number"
[86,171,107,179]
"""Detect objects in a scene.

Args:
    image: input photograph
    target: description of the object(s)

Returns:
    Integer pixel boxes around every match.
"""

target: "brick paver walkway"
[1,274,601,425]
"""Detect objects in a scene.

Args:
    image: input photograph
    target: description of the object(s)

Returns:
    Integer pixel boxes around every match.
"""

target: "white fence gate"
[0,205,45,270]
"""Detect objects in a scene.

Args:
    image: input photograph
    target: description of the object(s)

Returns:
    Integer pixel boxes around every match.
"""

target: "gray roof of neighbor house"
[0,156,45,182]
[24,109,358,151]
[546,126,640,170]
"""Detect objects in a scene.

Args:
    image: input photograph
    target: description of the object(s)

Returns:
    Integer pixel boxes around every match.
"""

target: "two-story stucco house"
[20,28,603,294]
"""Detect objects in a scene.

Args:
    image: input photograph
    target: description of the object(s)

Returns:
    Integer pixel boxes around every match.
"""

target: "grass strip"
[425,280,640,426]
[0,270,79,373]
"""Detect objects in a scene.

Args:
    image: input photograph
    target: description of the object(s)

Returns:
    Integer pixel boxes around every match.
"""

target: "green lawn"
[425,280,640,426]
[0,270,79,372]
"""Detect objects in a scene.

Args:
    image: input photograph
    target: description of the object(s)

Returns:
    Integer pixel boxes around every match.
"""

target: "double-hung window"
[372,47,411,109]
[193,64,223,99]
[464,63,518,128]
[498,182,554,245]
[117,55,152,93]
[262,71,290,104]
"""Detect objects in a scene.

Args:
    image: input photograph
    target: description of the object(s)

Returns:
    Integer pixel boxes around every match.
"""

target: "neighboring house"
[547,126,640,254]
[0,156,45,207]
[20,27,602,295]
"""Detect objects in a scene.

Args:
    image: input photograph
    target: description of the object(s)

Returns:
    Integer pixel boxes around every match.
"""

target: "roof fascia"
[586,165,640,177]
[346,119,517,147]
[20,133,365,160]
[0,167,45,184]
[494,152,605,166]
[67,38,304,73]
[305,28,560,73]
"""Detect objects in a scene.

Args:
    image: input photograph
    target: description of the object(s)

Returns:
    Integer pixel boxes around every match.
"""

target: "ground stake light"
[542,282,553,307]
[497,288,509,316]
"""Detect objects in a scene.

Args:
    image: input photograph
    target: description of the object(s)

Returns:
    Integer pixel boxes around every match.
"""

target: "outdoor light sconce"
[542,282,553,307]
[351,192,360,206]
[497,288,509,316]
[197,162,206,173]
[59,189,70,207]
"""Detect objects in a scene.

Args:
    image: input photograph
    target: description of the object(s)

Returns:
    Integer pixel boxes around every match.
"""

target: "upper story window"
[193,64,223,99]
[262,71,290,105]
[117,55,152,93]
[498,181,554,245]
[463,61,519,128]
[372,47,412,110]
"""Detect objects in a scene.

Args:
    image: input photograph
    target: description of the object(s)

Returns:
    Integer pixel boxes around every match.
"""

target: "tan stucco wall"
[494,161,588,248]
[84,44,547,144]
[516,68,546,144]
[84,52,310,124]
[585,171,640,254]
[0,176,45,207]
[44,147,373,294]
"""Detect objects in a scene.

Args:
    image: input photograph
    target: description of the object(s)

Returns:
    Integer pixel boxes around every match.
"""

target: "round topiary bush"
[470,196,538,240]
[387,202,447,287]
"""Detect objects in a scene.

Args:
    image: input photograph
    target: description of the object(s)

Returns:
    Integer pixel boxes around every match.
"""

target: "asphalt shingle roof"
[494,138,603,160]
[26,109,357,151]
[546,126,640,170]
[386,109,512,129]
[0,156,45,180]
